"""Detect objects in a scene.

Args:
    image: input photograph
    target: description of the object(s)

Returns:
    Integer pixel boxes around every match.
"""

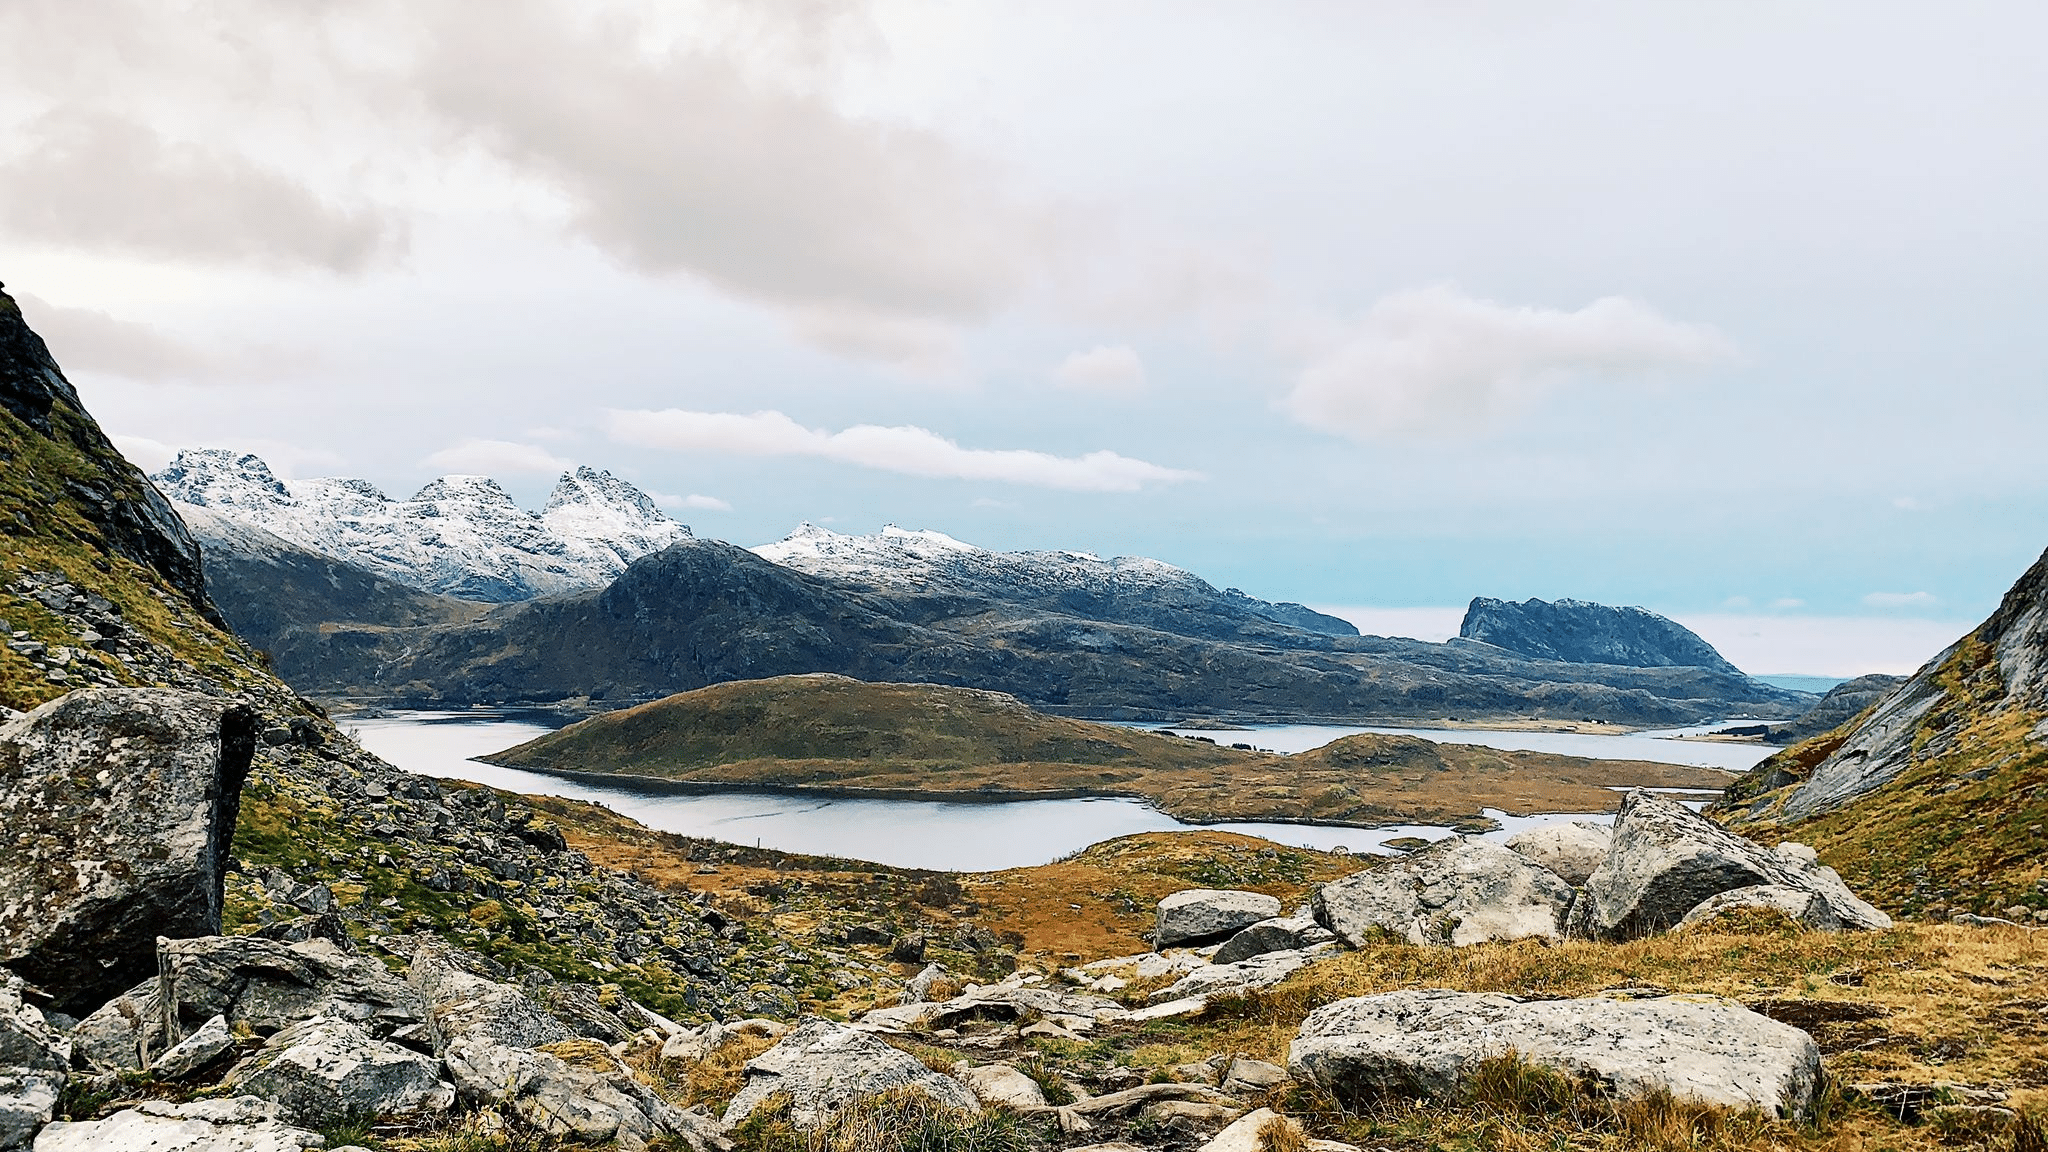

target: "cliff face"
[1765,674,1904,746]
[1460,596,1743,676]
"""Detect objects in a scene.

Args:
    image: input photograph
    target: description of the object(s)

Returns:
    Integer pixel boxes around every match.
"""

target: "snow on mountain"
[153,449,690,601]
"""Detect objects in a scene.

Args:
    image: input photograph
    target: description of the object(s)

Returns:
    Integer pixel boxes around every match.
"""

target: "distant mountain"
[1459,596,1743,675]
[1722,544,2048,918]
[1763,673,1904,746]
[154,449,689,601]
[754,523,1360,639]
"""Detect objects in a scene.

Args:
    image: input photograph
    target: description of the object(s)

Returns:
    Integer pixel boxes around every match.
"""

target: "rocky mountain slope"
[1723,544,2048,918]
[482,674,1733,827]
[1460,595,1743,674]
[155,448,690,601]
[756,522,1359,638]
[1765,673,1905,745]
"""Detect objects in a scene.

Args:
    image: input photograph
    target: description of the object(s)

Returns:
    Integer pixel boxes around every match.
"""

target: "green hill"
[484,673,1734,827]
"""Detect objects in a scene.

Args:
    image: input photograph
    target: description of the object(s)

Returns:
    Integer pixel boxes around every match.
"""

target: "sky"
[4,1,2044,677]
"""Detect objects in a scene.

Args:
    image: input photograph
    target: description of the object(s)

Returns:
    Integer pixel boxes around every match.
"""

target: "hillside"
[1460,595,1743,674]
[1722,544,2048,919]
[484,674,1736,826]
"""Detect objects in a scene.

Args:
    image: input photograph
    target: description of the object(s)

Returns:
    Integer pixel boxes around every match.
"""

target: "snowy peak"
[154,449,690,602]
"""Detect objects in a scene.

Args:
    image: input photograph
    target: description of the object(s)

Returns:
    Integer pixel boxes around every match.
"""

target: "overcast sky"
[5,1,2043,675]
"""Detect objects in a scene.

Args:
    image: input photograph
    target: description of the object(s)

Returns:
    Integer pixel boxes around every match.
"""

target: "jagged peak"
[153,447,293,508]
[410,474,524,510]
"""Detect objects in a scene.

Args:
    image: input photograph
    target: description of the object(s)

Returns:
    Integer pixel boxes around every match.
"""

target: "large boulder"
[220,1017,453,1128]
[0,690,256,1014]
[860,976,1120,1034]
[1503,822,1612,886]
[445,1037,727,1152]
[1289,989,1823,1119]
[157,935,425,1043]
[1675,885,1845,932]
[721,1018,981,1129]
[1155,890,1283,948]
[406,940,572,1052]
[31,1096,324,1151]
[0,975,67,1151]
[1312,837,1573,948]
[955,1063,1048,1110]
[68,979,157,1073]
[0,1069,61,1152]
[1150,947,1333,1003]
[1212,916,1335,965]
[1566,791,1891,941]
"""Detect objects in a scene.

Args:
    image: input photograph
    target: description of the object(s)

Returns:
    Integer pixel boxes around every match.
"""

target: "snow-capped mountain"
[152,449,690,601]
[753,523,1358,636]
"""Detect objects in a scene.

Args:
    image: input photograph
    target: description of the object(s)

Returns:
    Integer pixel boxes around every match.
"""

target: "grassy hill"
[484,673,1734,827]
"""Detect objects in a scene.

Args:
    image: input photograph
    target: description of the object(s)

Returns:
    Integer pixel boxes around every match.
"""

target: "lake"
[349,711,1763,872]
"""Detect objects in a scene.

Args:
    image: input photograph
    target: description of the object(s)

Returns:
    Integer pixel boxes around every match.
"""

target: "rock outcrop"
[721,1019,981,1129]
[0,690,256,1014]
[1156,890,1283,948]
[1766,674,1905,746]
[31,1096,325,1152]
[0,976,67,1152]
[445,1037,720,1152]
[1312,837,1574,948]
[1675,885,1845,932]
[1290,989,1824,1119]
[157,935,425,1043]
[1567,791,1890,940]
[1459,596,1744,675]
[220,1017,453,1128]
[1212,916,1335,965]
[1503,821,1612,886]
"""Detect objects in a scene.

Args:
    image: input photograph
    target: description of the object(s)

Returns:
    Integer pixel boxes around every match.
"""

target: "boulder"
[68,979,157,1072]
[1151,947,1332,1002]
[0,690,257,1014]
[32,1096,325,1151]
[1289,989,1823,1119]
[861,977,1119,1033]
[0,977,68,1074]
[1156,890,1284,948]
[721,1018,981,1129]
[150,1014,238,1081]
[1213,916,1335,964]
[220,1017,453,1127]
[1676,885,1845,932]
[1312,837,1573,947]
[1199,1107,1303,1152]
[1567,791,1891,941]
[445,1037,728,1152]
[405,938,571,1051]
[157,935,424,1042]
[1503,821,1612,886]
[1219,1057,1287,1097]
[955,1062,1048,1110]
[0,1070,61,1152]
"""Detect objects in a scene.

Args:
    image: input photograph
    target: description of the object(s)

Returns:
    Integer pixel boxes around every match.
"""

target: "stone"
[1220,1057,1288,1096]
[1503,821,1612,885]
[1289,989,1823,1119]
[32,1096,325,1151]
[1156,890,1284,948]
[903,963,950,1005]
[1151,947,1331,1002]
[1139,1099,1241,1128]
[1567,791,1890,941]
[955,1063,1047,1109]
[446,1037,727,1152]
[0,690,257,1014]
[1213,916,1335,964]
[1199,1107,1303,1152]
[0,1070,61,1152]
[69,980,158,1072]
[0,977,67,1074]
[890,933,927,964]
[1676,885,1845,932]
[150,1014,238,1081]
[861,977,1121,1033]
[405,937,572,1051]
[1312,837,1573,948]
[722,1018,981,1129]
[220,1017,453,1127]
[1122,997,1208,1022]
[157,935,425,1042]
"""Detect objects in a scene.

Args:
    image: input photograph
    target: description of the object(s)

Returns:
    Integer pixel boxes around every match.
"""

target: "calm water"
[348,712,1721,871]
[1130,722,1779,773]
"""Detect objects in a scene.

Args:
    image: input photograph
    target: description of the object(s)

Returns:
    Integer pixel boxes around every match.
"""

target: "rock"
[1676,885,1845,932]
[1289,989,1824,1119]
[0,690,257,1014]
[955,1063,1047,1109]
[0,1070,61,1152]
[1156,890,1284,948]
[902,963,950,1005]
[446,1037,727,1152]
[861,977,1121,1033]
[405,938,571,1051]
[1312,837,1573,948]
[68,980,158,1073]
[32,1096,325,1151]
[890,933,927,964]
[1200,1107,1303,1152]
[1139,1099,1241,1128]
[1213,916,1335,964]
[220,1017,452,1127]
[1152,948,1330,1002]
[846,922,893,945]
[157,936,425,1046]
[1567,791,1890,941]
[1503,821,1612,886]
[1122,997,1208,1022]
[1219,1057,1287,1097]
[0,978,67,1075]
[150,1014,238,1081]
[721,1018,981,1129]
[1459,597,1743,674]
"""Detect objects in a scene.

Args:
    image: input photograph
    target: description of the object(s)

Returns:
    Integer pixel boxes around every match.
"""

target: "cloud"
[606,408,1200,492]
[1770,597,1806,610]
[650,491,734,513]
[113,434,179,473]
[14,293,213,380]
[1053,345,1148,394]
[423,439,572,475]
[1286,285,1732,439]
[1862,591,1940,609]
[0,109,398,272]
[1892,496,1930,510]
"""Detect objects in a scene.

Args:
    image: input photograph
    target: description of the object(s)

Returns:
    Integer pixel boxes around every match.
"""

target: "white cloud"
[1286,285,1732,439]
[113,434,179,473]
[1770,597,1806,609]
[14,292,213,380]
[1309,605,1467,643]
[650,491,734,513]
[1892,496,1930,510]
[1862,590,1940,609]
[422,439,572,475]
[1053,345,1147,394]
[606,408,1200,492]
[1675,613,1967,677]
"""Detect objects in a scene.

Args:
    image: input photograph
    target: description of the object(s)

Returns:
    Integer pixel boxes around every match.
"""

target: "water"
[348,712,1699,871]
[1129,721,1779,773]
